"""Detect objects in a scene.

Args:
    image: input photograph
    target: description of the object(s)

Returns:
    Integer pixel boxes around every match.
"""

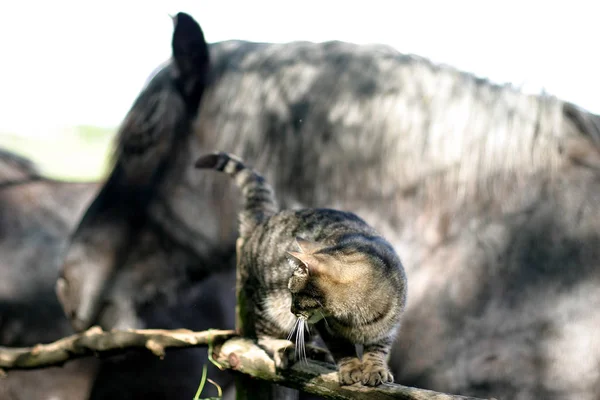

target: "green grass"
[0,125,116,181]
[193,364,222,400]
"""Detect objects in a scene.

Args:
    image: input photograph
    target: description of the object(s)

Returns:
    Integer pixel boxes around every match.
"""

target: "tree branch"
[212,336,491,400]
[0,327,491,400]
[0,326,235,370]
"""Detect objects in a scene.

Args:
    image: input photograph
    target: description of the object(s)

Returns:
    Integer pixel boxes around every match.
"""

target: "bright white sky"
[0,1,597,136]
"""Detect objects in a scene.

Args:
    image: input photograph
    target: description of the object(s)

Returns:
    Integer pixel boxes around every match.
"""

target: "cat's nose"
[290,304,299,316]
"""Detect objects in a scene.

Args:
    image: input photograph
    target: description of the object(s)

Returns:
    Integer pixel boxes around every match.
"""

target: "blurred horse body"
[0,149,100,399]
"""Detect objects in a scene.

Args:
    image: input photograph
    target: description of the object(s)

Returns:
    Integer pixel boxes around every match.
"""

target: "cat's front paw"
[360,361,394,386]
[338,358,363,385]
[257,337,294,369]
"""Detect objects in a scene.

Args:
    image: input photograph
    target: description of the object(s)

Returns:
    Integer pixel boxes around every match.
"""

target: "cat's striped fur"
[195,151,407,386]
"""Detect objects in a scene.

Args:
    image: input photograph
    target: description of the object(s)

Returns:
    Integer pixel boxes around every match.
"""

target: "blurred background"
[0,0,596,181]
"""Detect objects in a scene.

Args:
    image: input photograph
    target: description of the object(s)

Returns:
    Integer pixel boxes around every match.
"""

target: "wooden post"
[234,237,287,400]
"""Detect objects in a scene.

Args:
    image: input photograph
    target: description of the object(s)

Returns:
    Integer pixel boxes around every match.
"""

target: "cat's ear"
[294,237,325,254]
[287,251,321,275]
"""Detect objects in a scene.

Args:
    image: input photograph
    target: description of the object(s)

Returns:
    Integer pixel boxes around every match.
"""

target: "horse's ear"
[171,12,210,109]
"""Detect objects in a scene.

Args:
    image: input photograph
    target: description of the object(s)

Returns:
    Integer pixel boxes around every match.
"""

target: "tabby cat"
[195,152,407,386]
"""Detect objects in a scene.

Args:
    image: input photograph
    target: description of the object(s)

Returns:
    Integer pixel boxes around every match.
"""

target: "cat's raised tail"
[195,152,279,237]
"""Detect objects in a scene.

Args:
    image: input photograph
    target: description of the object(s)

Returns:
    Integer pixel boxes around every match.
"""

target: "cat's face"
[287,257,324,321]
[286,237,368,322]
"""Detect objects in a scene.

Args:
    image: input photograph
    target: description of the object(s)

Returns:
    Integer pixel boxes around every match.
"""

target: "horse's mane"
[106,39,600,220]
[199,40,600,213]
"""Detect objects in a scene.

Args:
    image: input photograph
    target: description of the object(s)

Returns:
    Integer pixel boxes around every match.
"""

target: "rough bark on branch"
[0,327,491,400]
[212,336,491,400]
[0,326,235,370]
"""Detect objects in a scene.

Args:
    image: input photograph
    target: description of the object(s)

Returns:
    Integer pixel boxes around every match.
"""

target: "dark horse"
[40,11,600,400]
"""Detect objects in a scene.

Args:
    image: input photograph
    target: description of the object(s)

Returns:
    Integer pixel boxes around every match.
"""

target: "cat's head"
[286,237,372,323]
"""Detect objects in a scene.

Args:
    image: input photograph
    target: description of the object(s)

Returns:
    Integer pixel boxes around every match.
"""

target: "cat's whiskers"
[287,317,300,341]
[293,316,308,364]
[314,300,332,332]
[295,318,301,361]
[300,319,308,364]
[318,310,331,331]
